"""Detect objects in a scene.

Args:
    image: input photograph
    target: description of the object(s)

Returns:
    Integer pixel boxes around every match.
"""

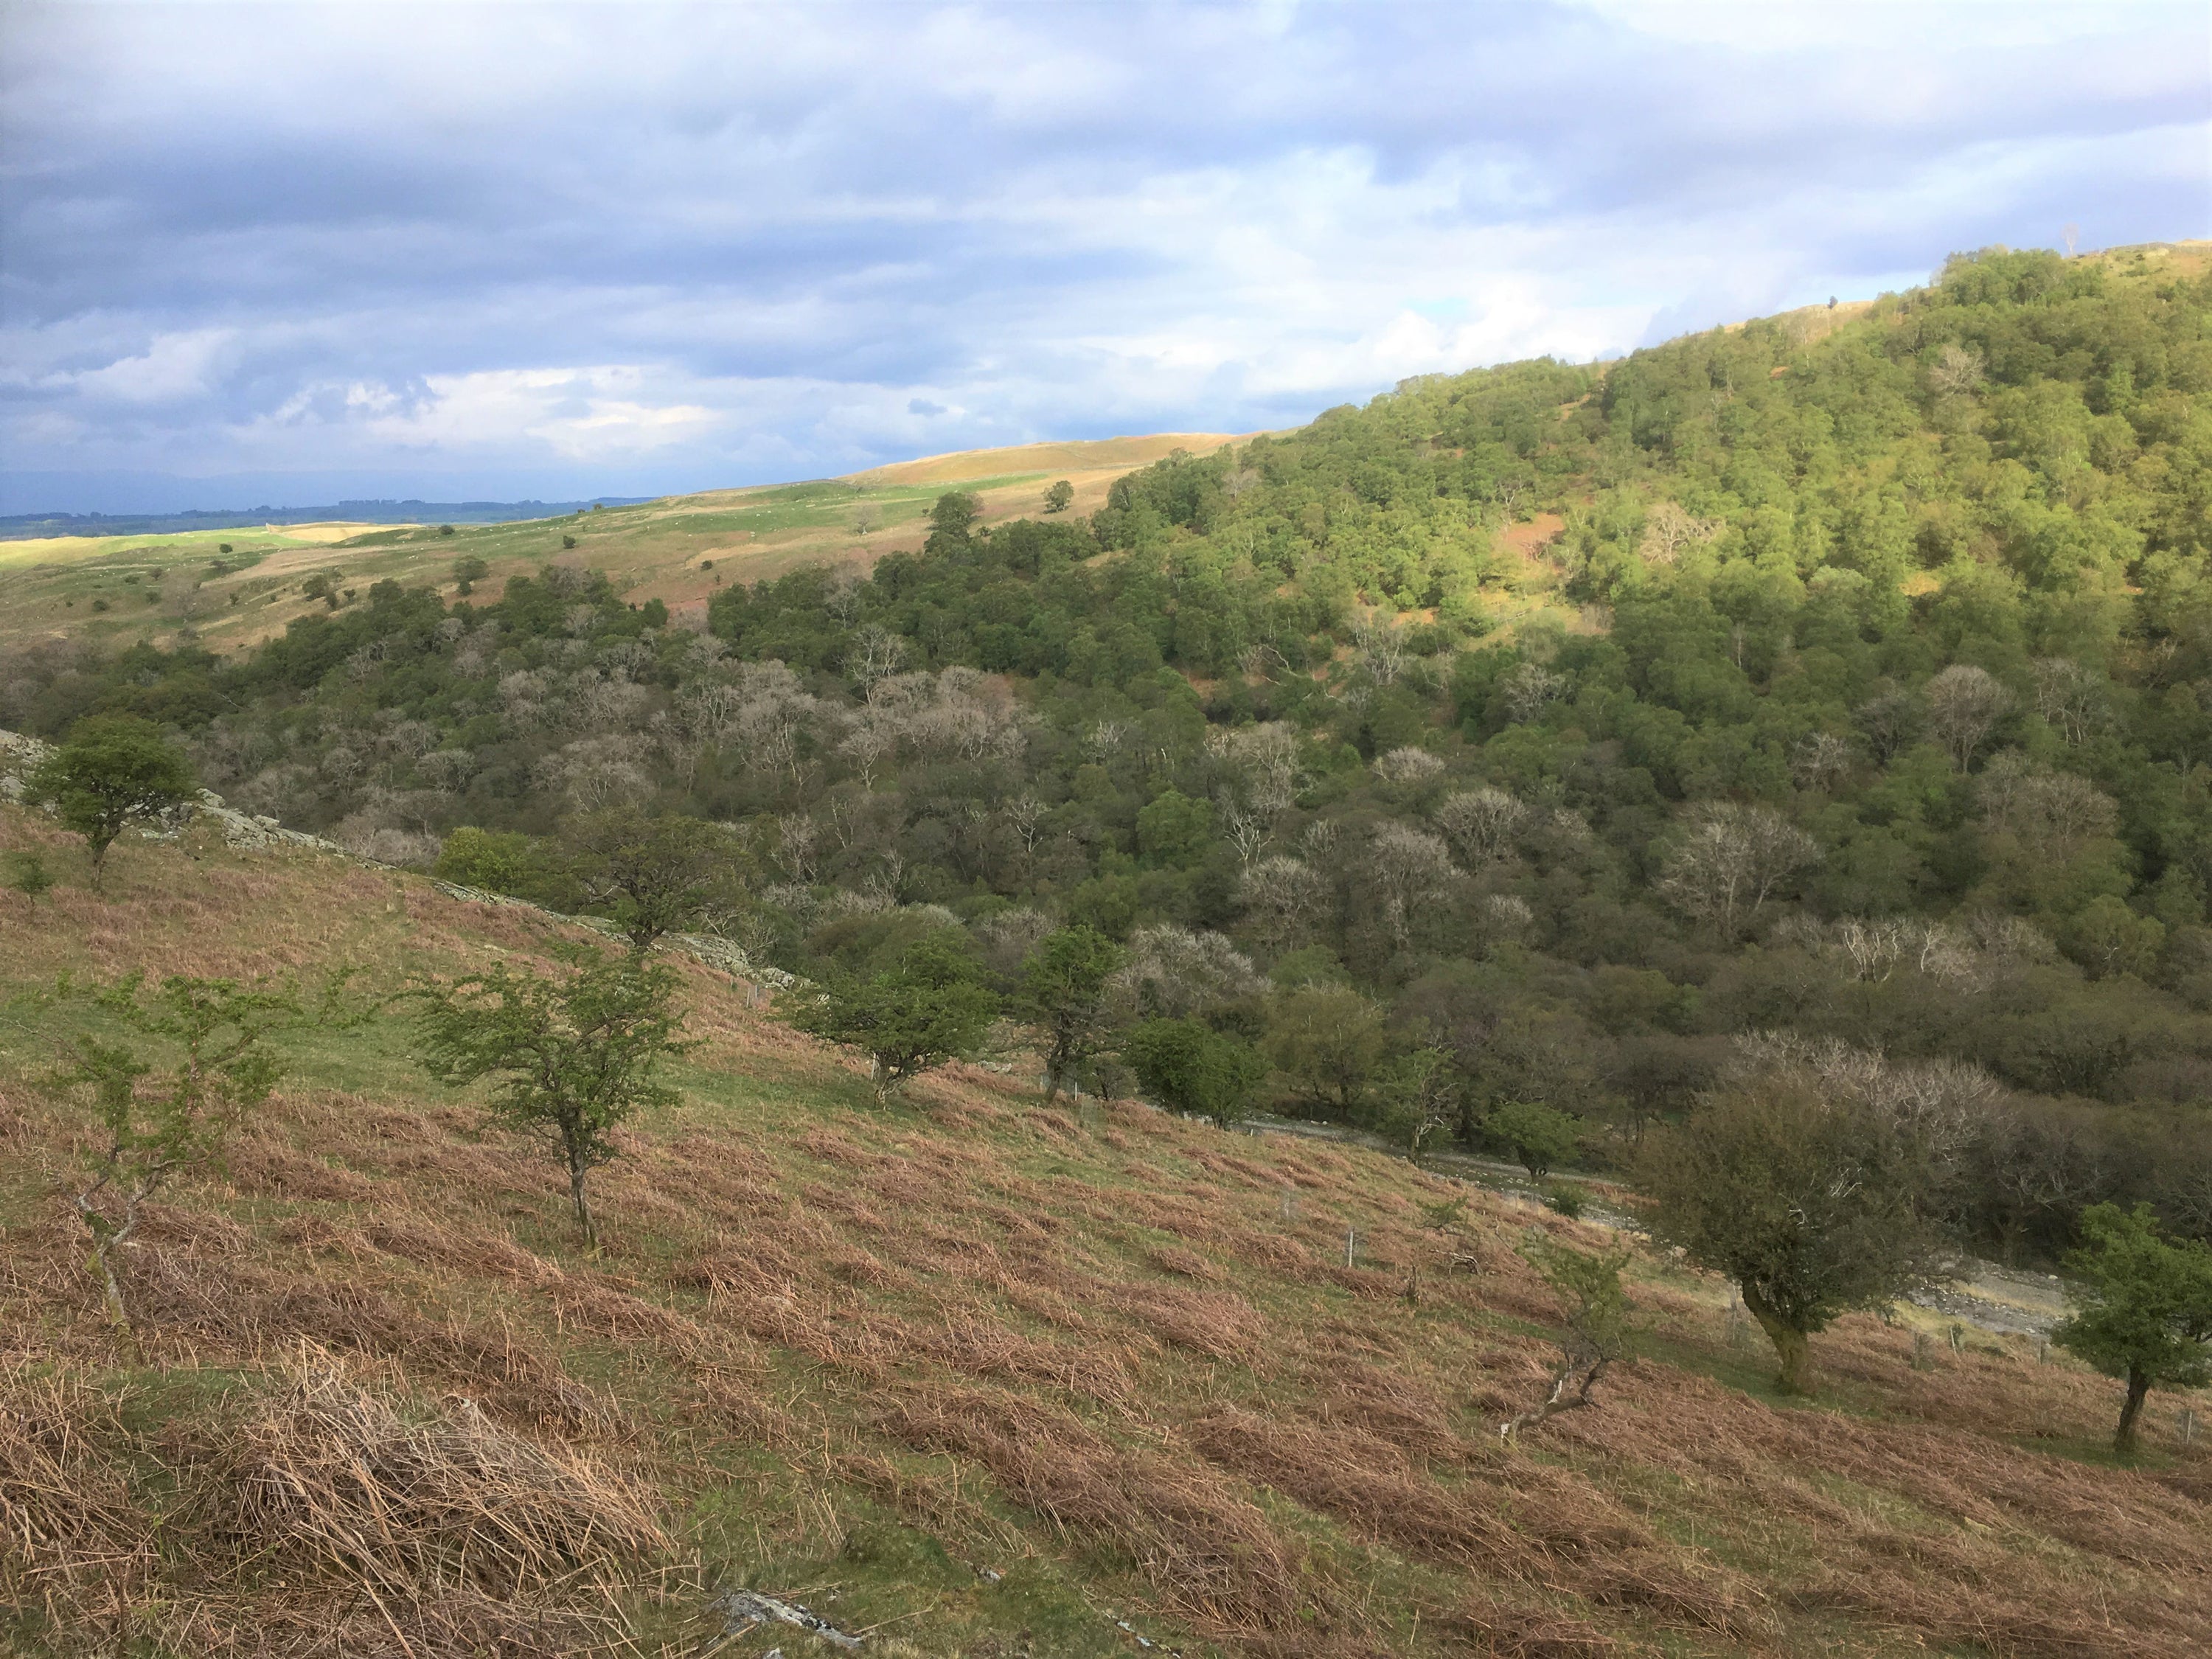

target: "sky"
[1,1,2206,515]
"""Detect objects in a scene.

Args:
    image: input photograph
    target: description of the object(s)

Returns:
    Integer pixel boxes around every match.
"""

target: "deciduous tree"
[1486,1099,1581,1180]
[1500,1234,1636,1439]
[413,946,689,1252]
[1924,664,2014,771]
[1658,802,1820,938]
[1018,925,1125,1101]
[561,807,740,953]
[27,715,198,889]
[2054,1203,2212,1455]
[49,973,297,1329]
[786,932,998,1103]
[1124,1017,1267,1127]
[1640,1073,1950,1395]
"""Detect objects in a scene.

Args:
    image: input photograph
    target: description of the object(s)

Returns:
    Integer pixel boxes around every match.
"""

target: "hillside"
[4,813,2208,1658]
[0,436,1243,660]
[9,243,2212,1259]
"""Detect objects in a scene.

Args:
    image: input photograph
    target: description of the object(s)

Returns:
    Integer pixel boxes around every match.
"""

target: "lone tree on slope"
[1639,1073,1949,1396]
[50,973,297,1330]
[1017,925,1124,1102]
[413,945,691,1253]
[26,715,198,890]
[2054,1203,2212,1455]
[785,931,999,1104]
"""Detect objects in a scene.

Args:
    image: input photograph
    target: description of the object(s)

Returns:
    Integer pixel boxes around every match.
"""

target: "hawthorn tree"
[562,806,740,953]
[26,715,197,890]
[1017,925,1124,1102]
[49,973,297,1329]
[1640,1075,1949,1395]
[786,931,998,1103]
[2054,1203,2212,1455]
[1500,1233,1636,1439]
[413,945,690,1252]
[1486,1099,1581,1180]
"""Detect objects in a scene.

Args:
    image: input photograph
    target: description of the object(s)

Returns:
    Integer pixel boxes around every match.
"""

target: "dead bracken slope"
[2,810,2208,1658]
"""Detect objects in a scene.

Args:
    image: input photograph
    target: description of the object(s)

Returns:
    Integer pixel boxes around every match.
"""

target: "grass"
[2,808,2208,1657]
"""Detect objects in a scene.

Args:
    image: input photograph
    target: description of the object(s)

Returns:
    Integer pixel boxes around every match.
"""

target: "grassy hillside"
[0,437,1242,661]
[4,814,2208,1658]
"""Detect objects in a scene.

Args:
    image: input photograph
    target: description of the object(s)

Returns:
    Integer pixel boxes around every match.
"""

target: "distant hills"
[0,496,655,541]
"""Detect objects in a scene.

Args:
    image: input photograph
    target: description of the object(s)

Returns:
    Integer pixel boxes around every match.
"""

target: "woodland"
[9,244,2212,1267]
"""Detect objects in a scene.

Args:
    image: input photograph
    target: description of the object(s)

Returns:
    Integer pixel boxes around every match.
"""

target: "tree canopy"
[2053,1201,2212,1453]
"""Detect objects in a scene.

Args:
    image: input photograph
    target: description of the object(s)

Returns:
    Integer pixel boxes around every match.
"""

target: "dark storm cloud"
[1,1,2204,512]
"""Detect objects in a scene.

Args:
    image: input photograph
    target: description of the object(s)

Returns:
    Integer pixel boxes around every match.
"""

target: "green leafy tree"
[1043,480,1075,513]
[1267,987,1388,1115]
[434,826,552,900]
[1486,1099,1581,1180]
[1017,925,1125,1102]
[26,715,198,890]
[46,973,297,1329]
[2062,896,2166,981]
[1639,1078,1948,1395]
[2053,1203,2212,1455]
[786,932,998,1104]
[451,554,490,594]
[1500,1233,1637,1439]
[5,849,55,902]
[562,807,739,953]
[1135,788,1214,868]
[1123,1017,1267,1127]
[926,492,982,549]
[413,946,690,1251]
[1374,1046,1456,1158]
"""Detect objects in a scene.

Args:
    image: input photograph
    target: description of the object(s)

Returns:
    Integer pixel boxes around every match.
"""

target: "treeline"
[6,244,2212,1262]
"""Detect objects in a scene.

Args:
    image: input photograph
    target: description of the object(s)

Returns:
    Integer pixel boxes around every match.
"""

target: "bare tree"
[1854,687,1920,762]
[846,624,908,688]
[1501,662,1565,724]
[1924,664,2014,771]
[1368,823,1457,951]
[1928,343,1986,400]
[1658,803,1822,937]
[1206,721,1305,814]
[1220,801,1271,867]
[732,661,824,782]
[1976,754,2118,856]
[1237,855,1323,954]
[1790,731,1854,793]
[1372,746,1444,787]
[1352,611,1408,686]
[2031,657,2110,745]
[1108,925,1265,1020]
[1638,500,1717,566]
[776,813,820,883]
[1435,786,1528,866]
[541,736,653,812]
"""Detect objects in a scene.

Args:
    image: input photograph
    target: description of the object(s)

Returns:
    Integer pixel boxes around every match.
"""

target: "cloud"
[0,0,2203,511]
